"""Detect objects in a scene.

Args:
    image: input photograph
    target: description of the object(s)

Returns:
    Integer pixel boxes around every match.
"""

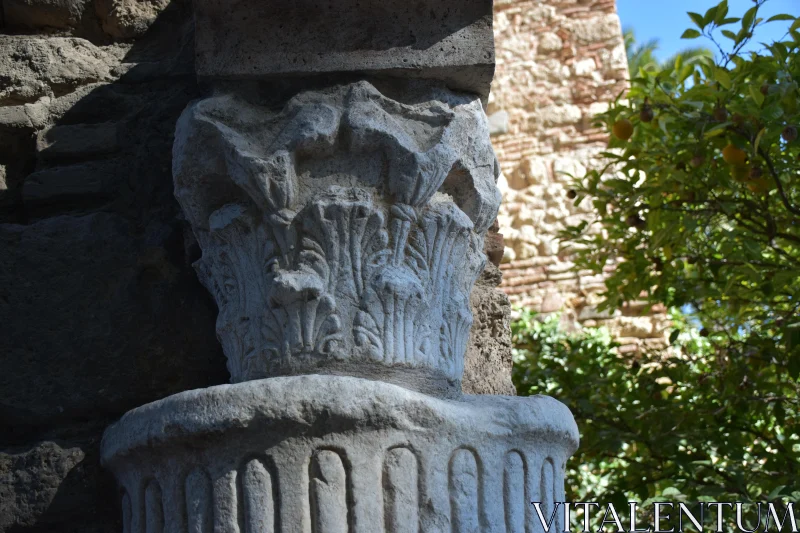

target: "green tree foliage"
[624,27,713,79]
[514,0,800,509]
[513,310,799,508]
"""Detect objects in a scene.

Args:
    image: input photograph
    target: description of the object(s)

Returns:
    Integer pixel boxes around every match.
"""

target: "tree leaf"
[753,127,767,155]
[767,14,795,23]
[742,6,758,30]
[681,29,702,40]
[750,85,765,106]
[679,64,694,84]
[715,67,732,89]
[767,486,786,500]
[788,352,800,380]
[714,1,730,25]
[703,4,720,27]
[704,123,729,138]
[735,26,750,45]
[688,12,706,29]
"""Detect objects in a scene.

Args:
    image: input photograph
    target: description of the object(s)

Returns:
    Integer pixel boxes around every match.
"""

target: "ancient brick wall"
[489,0,671,352]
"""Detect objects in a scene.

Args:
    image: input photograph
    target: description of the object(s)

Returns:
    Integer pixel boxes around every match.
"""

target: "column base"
[101,375,578,533]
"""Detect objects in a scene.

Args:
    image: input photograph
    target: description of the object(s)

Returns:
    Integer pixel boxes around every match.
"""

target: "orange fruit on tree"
[748,177,773,194]
[730,164,750,182]
[722,144,747,166]
[613,119,634,141]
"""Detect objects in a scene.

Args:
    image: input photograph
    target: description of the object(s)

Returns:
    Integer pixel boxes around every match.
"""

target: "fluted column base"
[101,376,578,533]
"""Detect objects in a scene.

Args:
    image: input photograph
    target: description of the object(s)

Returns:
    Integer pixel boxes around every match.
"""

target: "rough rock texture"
[0,437,120,532]
[463,262,515,395]
[193,0,496,99]
[0,442,84,530]
[2,0,91,31]
[173,80,502,392]
[2,0,171,38]
[0,37,119,105]
[101,375,577,533]
[0,3,233,531]
[0,2,515,530]
[0,213,226,430]
[95,0,170,39]
[490,0,670,350]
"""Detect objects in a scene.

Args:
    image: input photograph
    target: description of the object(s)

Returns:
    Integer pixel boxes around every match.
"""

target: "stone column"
[101,2,579,532]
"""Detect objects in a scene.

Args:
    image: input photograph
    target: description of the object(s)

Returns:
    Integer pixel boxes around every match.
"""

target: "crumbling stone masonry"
[489,0,671,353]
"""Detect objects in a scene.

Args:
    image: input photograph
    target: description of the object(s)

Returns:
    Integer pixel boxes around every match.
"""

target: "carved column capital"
[103,4,582,531]
[173,81,501,391]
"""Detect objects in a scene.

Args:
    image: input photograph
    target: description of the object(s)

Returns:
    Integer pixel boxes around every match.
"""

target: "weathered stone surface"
[0,20,233,530]
[463,262,515,396]
[0,104,36,219]
[488,109,509,136]
[0,212,227,432]
[538,32,563,53]
[102,375,578,533]
[492,0,667,344]
[539,103,583,126]
[193,0,495,98]
[2,0,170,38]
[564,14,624,45]
[36,122,119,161]
[2,0,90,30]
[485,228,506,268]
[541,290,564,313]
[22,159,120,204]
[95,0,169,39]
[0,428,125,532]
[0,442,85,530]
[0,104,34,130]
[0,37,117,105]
[173,81,502,391]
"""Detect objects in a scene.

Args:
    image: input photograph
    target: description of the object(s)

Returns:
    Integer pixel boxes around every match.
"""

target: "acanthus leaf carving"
[173,81,501,389]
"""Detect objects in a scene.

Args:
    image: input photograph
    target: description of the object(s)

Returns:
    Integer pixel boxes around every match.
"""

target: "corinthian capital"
[173,81,501,391]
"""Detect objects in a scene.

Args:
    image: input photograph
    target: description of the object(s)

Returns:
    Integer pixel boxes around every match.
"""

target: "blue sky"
[616,0,799,62]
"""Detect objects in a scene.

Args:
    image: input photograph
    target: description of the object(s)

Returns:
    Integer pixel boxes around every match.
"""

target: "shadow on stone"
[0,2,229,530]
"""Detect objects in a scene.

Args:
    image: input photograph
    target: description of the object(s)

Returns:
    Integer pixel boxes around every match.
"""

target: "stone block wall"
[0,2,513,529]
[489,0,671,352]
[0,3,229,530]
